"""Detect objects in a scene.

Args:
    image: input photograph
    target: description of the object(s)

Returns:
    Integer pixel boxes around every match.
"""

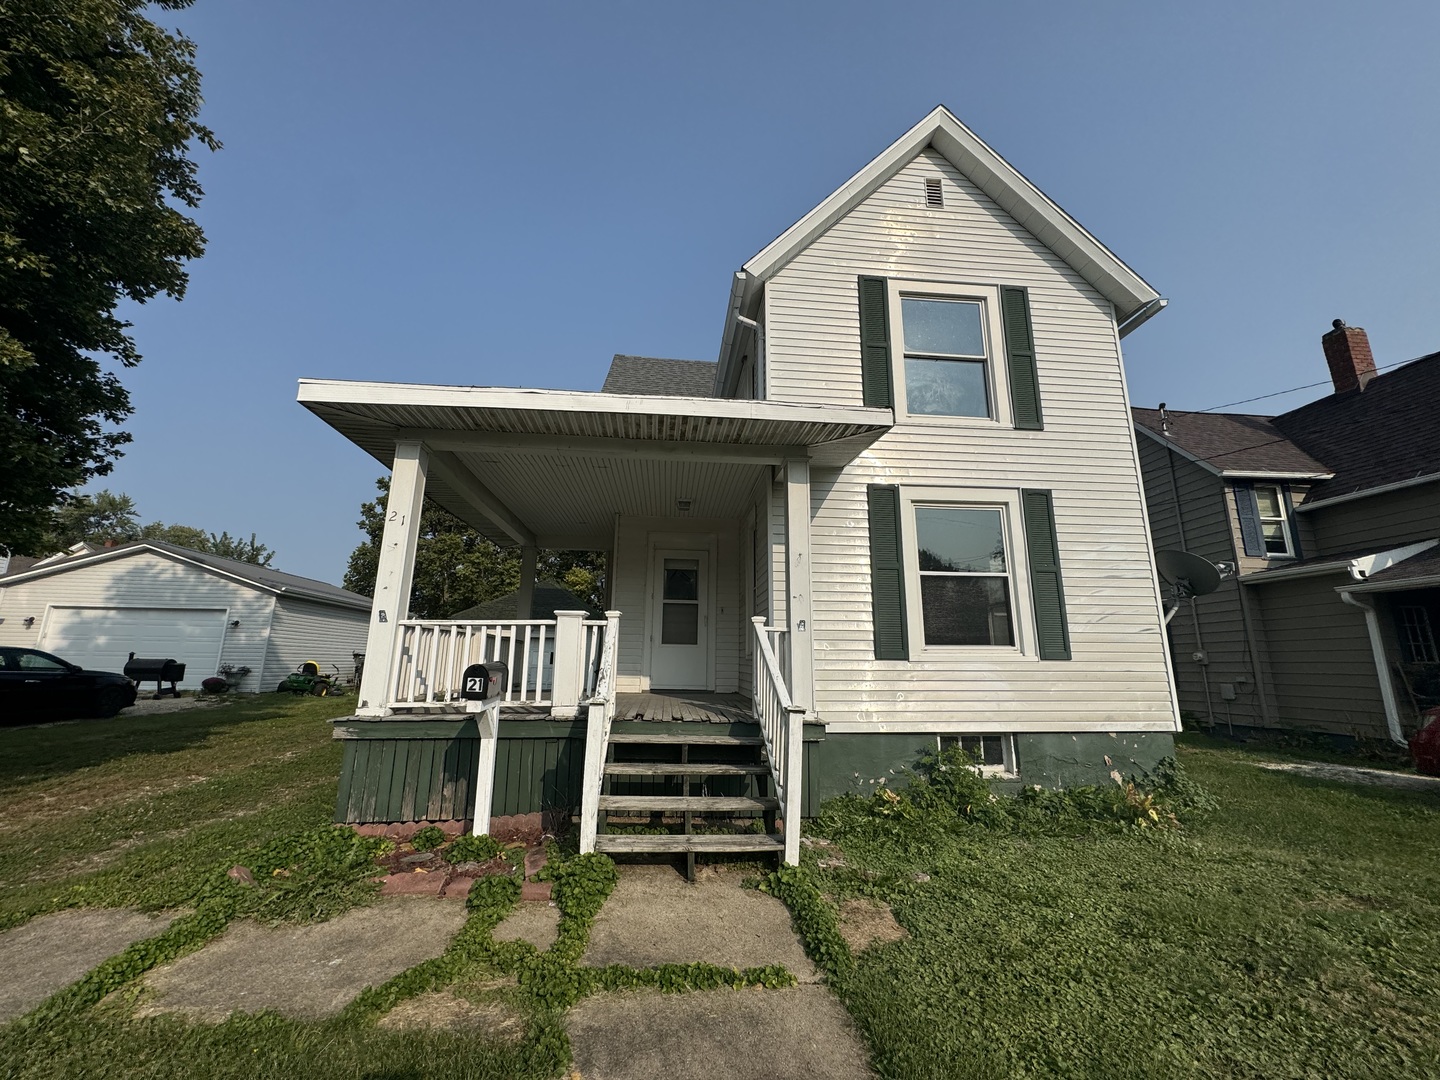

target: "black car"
[0,647,138,721]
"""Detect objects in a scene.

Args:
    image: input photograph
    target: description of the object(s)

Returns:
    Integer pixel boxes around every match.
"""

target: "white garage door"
[41,607,227,689]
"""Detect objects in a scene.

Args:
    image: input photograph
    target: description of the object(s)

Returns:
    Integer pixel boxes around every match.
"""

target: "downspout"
[1339,590,1408,747]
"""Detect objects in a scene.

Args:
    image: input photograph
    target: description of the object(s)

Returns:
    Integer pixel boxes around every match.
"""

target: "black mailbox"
[460,661,508,704]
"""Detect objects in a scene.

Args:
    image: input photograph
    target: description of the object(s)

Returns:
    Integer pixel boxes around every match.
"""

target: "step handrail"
[752,616,804,865]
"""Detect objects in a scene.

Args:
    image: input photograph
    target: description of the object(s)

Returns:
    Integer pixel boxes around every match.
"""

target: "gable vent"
[924,177,944,208]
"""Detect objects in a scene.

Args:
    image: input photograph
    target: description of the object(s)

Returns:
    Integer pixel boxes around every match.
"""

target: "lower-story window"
[938,734,1018,777]
[915,505,1015,646]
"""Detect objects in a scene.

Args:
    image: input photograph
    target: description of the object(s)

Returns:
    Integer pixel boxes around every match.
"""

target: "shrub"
[411,825,447,851]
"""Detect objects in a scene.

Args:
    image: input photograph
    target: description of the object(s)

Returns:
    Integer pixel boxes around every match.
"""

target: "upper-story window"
[887,281,1011,424]
[1254,485,1293,557]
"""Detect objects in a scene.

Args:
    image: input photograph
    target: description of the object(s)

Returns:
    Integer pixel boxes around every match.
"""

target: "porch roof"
[299,379,893,547]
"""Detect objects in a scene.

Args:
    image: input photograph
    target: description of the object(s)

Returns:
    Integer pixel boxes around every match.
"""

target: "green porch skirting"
[332,716,1176,825]
[333,718,586,824]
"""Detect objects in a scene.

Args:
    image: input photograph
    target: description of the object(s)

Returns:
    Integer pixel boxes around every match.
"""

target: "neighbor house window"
[1397,606,1438,663]
[914,505,1014,647]
[1254,485,1293,557]
[887,281,1010,423]
[938,734,1017,777]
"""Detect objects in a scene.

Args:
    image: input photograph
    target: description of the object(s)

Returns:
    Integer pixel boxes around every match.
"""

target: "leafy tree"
[344,477,607,619]
[45,489,140,548]
[140,522,275,566]
[0,1,218,555]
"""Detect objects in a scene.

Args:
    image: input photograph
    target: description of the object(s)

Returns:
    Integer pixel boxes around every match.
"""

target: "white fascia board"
[822,718,1181,734]
[1239,540,1438,588]
[1294,470,1440,513]
[297,378,890,430]
[1346,573,1440,594]
[715,271,750,396]
[740,105,1161,321]
[1348,539,1438,581]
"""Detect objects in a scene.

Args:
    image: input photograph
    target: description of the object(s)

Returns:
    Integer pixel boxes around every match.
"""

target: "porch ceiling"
[299,379,892,548]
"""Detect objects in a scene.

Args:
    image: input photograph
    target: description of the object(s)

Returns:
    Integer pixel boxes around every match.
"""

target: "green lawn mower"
[276,660,345,697]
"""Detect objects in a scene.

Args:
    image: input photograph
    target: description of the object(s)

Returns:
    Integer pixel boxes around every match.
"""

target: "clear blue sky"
[104,0,1440,583]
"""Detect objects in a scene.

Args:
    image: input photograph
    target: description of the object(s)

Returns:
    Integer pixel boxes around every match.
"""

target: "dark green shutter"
[858,276,893,408]
[1232,483,1264,557]
[1002,286,1043,430]
[867,485,909,659]
[1020,489,1071,660]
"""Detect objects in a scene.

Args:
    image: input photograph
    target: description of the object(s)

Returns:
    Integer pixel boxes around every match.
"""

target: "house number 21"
[387,511,406,525]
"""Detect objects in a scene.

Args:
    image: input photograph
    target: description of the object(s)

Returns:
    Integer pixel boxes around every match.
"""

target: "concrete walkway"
[582,864,817,980]
[0,908,177,1022]
[140,898,465,1020]
[566,985,875,1080]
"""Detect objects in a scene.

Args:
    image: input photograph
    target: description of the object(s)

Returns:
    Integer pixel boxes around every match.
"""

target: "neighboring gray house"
[304,106,1182,861]
[1135,322,1440,743]
[0,541,370,693]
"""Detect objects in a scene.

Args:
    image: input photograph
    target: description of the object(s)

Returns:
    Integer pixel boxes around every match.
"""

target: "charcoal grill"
[124,653,186,698]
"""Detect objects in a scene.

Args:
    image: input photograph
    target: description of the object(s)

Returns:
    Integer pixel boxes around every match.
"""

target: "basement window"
[924,176,944,208]
[938,734,1017,777]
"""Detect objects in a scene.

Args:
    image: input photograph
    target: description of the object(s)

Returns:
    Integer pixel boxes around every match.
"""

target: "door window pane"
[920,577,1014,646]
[916,508,1006,573]
[661,603,699,645]
[663,560,698,601]
[902,298,985,356]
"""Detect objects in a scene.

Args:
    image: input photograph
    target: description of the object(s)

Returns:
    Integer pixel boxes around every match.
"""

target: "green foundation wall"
[332,717,1176,825]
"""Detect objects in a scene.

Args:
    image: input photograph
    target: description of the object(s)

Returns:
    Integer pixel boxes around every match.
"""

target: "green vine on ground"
[760,864,855,980]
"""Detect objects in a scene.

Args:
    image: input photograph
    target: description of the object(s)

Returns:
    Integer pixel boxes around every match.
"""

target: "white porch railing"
[388,611,610,712]
[752,616,805,865]
[579,610,623,854]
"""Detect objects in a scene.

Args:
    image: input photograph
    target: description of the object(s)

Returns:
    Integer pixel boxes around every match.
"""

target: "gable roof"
[602,355,717,397]
[0,540,371,611]
[1132,408,1332,478]
[449,580,590,620]
[1269,351,1440,505]
[717,105,1165,395]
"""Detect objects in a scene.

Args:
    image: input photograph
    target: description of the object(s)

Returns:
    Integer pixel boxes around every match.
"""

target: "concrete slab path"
[566,985,875,1080]
[140,898,465,1021]
[582,865,816,980]
[0,908,177,1022]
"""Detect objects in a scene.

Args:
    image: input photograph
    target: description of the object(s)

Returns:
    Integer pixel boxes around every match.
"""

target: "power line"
[1189,357,1416,415]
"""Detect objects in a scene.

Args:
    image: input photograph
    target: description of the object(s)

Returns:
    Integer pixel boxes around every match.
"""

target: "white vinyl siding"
[764,148,1177,732]
[265,596,369,692]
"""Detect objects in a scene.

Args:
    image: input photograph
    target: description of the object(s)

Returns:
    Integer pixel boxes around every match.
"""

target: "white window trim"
[886,278,1011,427]
[899,486,1037,660]
[938,733,1019,778]
[1254,484,1294,559]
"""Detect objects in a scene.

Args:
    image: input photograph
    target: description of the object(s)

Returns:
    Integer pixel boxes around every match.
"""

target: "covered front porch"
[301,379,890,862]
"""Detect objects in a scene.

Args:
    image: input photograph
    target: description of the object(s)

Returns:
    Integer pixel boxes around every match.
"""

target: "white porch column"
[515,545,538,619]
[784,456,814,712]
[550,610,589,718]
[356,441,429,716]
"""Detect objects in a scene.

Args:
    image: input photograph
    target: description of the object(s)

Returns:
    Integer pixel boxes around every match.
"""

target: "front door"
[650,549,710,690]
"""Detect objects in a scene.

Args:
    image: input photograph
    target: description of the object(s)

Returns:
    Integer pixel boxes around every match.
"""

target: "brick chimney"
[1321,319,1377,393]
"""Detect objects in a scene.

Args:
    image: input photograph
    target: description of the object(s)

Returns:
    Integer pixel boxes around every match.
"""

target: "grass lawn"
[2,701,1438,1079]
[811,735,1440,1079]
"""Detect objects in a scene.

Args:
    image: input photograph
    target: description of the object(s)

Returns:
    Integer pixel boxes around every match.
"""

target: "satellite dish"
[1155,550,1223,598]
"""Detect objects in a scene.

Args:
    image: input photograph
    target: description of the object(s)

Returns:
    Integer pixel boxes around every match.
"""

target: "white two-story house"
[304,106,1181,865]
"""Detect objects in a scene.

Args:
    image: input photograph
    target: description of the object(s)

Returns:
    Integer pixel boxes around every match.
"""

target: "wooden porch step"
[598,795,778,812]
[603,762,769,777]
[608,733,765,747]
[594,833,785,854]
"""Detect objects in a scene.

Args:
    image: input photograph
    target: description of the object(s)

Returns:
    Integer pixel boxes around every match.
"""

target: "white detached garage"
[0,541,371,693]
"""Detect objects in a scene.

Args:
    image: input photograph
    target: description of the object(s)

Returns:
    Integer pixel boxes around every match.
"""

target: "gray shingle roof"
[1132,408,1331,476]
[1270,351,1440,503]
[601,355,717,397]
[0,541,371,610]
[448,580,591,620]
[1361,543,1440,586]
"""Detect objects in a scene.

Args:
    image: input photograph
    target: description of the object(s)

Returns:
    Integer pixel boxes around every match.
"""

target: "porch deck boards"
[611,692,754,725]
